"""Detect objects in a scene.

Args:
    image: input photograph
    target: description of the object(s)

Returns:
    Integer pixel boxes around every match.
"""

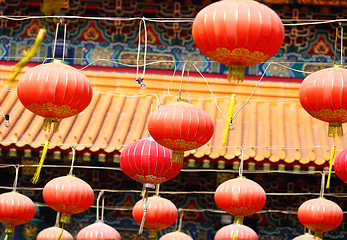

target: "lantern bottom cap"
[328,122,343,137]
[60,213,71,224]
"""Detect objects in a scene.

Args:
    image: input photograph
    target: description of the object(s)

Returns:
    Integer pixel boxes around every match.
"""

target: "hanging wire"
[68,146,76,175]
[12,164,19,192]
[177,209,184,232]
[238,147,244,177]
[63,22,67,62]
[101,194,105,222]
[340,23,344,65]
[52,20,61,60]
[55,212,60,227]
[96,190,104,221]
[136,17,148,82]
[320,172,326,198]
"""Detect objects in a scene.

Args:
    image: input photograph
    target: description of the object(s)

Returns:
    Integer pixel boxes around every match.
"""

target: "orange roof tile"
[0,64,344,168]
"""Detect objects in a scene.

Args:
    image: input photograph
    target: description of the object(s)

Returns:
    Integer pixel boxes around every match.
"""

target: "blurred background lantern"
[120,137,182,187]
[148,101,214,164]
[159,231,193,240]
[298,197,343,239]
[42,174,94,224]
[37,226,73,240]
[292,233,315,240]
[0,191,36,240]
[77,221,121,240]
[334,148,347,183]
[192,0,284,82]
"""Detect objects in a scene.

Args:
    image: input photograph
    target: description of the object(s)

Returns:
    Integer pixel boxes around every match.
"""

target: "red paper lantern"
[76,221,121,240]
[0,192,35,238]
[215,224,258,240]
[120,137,182,186]
[334,149,347,183]
[299,66,347,137]
[215,177,266,218]
[148,101,214,163]
[43,174,94,223]
[17,62,93,132]
[298,198,343,239]
[132,196,178,230]
[292,234,314,240]
[192,0,284,81]
[159,232,193,240]
[37,227,73,240]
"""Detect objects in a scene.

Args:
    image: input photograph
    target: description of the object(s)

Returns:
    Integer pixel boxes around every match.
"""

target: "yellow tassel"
[222,94,236,146]
[326,144,336,189]
[149,230,157,239]
[8,28,46,83]
[56,226,64,240]
[171,151,184,164]
[228,65,245,83]
[4,225,15,240]
[31,140,49,184]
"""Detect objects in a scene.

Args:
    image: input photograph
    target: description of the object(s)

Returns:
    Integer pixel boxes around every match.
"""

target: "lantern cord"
[69,146,76,175]
[101,194,105,222]
[326,144,336,189]
[340,23,344,65]
[54,212,60,227]
[136,17,148,82]
[155,184,160,196]
[238,146,244,177]
[12,164,19,192]
[186,68,190,100]
[320,172,326,198]
[63,23,67,62]
[138,188,149,235]
[178,62,187,100]
[334,27,338,65]
[177,209,184,232]
[96,190,104,221]
[52,21,60,60]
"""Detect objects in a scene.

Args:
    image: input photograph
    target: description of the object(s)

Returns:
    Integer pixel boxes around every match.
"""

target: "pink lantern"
[37,227,73,240]
[292,234,314,240]
[334,149,347,183]
[43,174,94,223]
[215,177,266,221]
[77,221,121,240]
[159,232,193,240]
[298,198,343,239]
[0,192,35,239]
[215,224,258,240]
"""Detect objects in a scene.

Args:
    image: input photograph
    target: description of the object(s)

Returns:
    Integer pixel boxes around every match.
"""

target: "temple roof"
[0,64,344,169]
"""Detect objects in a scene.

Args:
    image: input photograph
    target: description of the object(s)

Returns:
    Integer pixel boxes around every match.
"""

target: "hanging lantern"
[76,221,121,240]
[132,196,178,232]
[37,226,73,240]
[17,62,93,132]
[214,224,258,240]
[120,137,182,186]
[17,62,93,183]
[299,66,347,137]
[159,231,193,240]
[43,174,94,224]
[298,198,343,240]
[148,101,214,164]
[215,177,266,223]
[334,148,347,183]
[192,0,284,82]
[292,234,314,240]
[0,192,36,240]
